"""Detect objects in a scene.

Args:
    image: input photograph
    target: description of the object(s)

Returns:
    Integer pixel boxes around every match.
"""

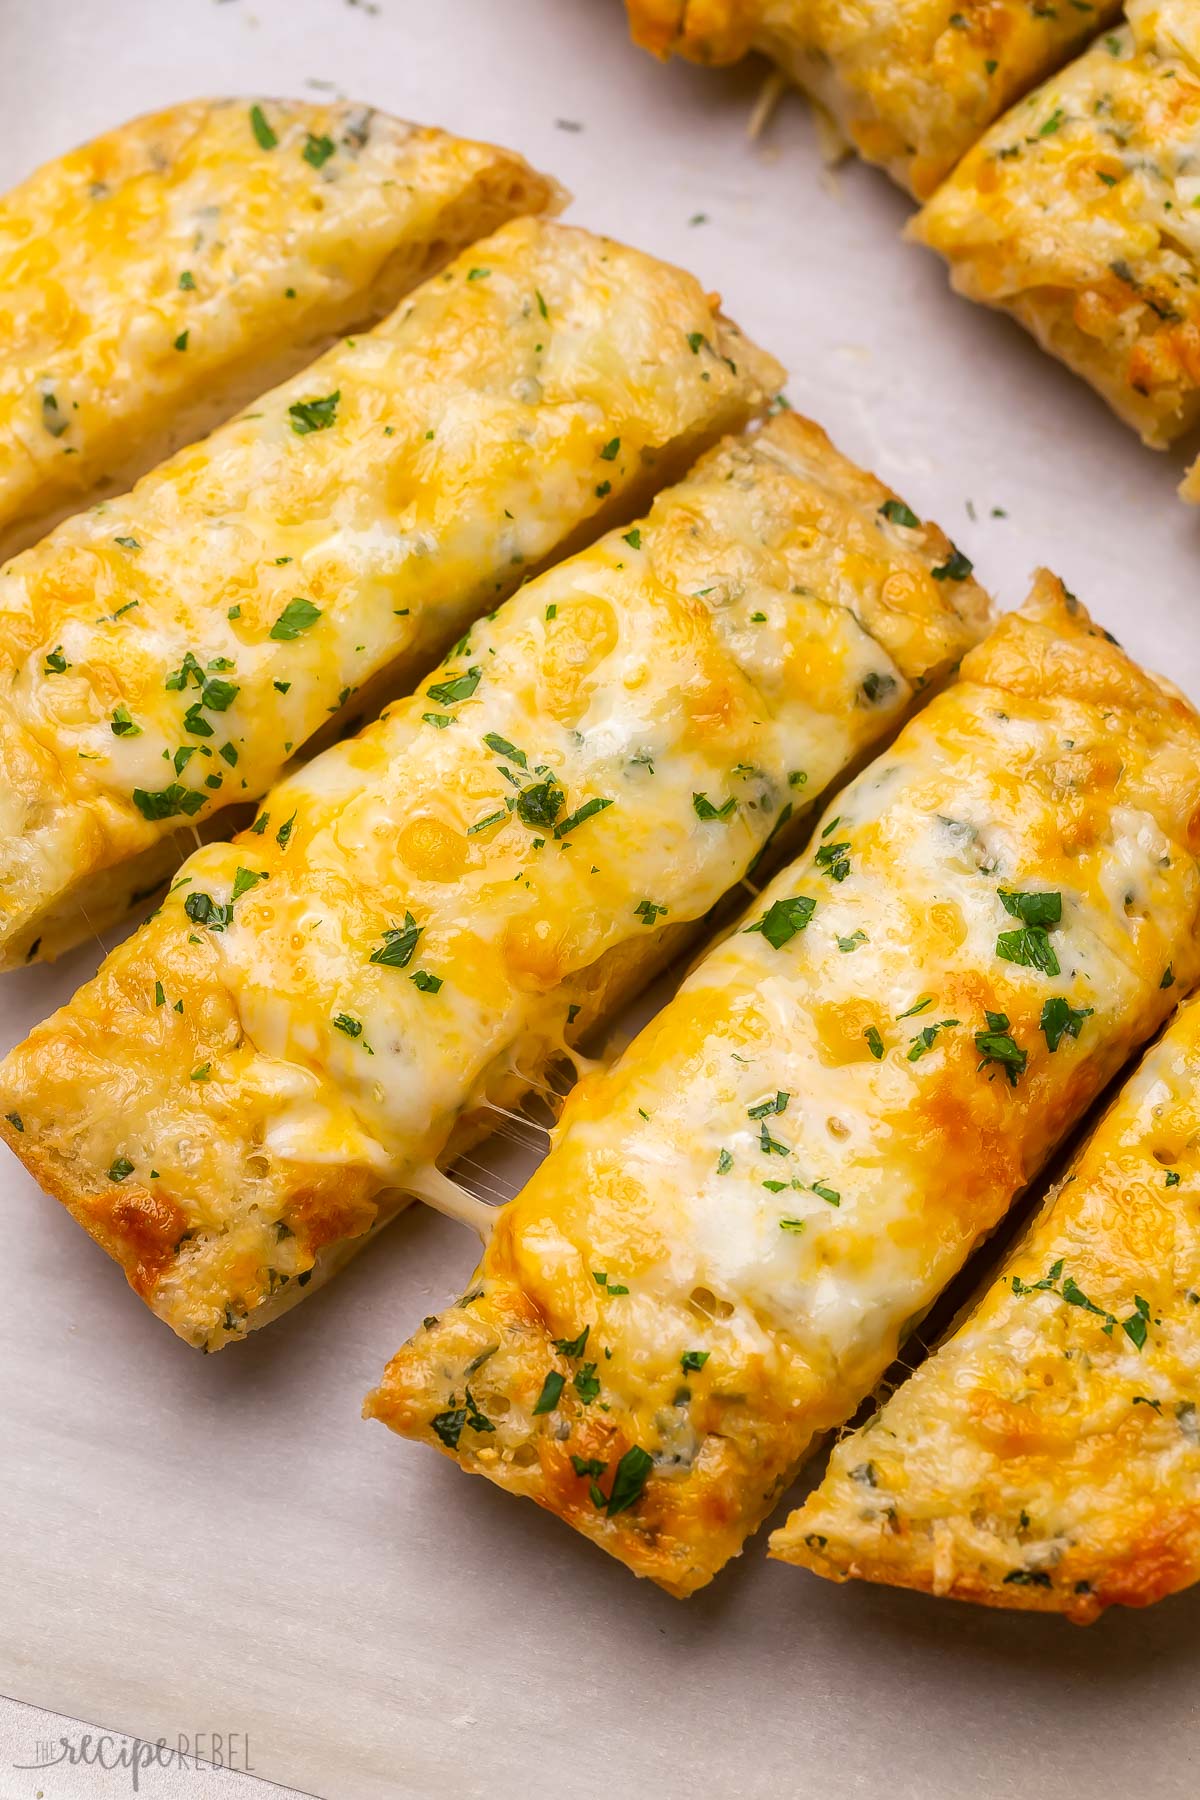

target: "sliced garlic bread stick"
[367,573,1200,1597]
[0,413,990,1350]
[915,6,1200,451]
[0,216,779,970]
[0,98,561,559]
[625,0,1119,198]
[778,992,1200,1621]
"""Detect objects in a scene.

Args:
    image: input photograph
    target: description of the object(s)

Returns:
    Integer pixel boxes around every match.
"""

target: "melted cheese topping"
[625,0,1119,197]
[915,8,1200,449]
[0,413,989,1351]
[367,573,1200,1598]
[779,989,1200,1621]
[0,216,782,969]
[0,98,559,559]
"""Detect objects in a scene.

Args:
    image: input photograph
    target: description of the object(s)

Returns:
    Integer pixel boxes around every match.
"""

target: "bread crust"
[915,9,1200,450]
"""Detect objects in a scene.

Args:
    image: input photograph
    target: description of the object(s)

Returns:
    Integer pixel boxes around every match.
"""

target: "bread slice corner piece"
[911,17,1200,447]
[773,991,1200,1622]
[625,1,1121,199]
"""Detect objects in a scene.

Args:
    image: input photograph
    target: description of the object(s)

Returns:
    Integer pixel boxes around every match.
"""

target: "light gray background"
[1,3,1199,1798]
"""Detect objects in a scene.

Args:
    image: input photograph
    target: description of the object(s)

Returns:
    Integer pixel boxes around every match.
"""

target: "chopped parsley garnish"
[814,837,851,882]
[179,270,196,290]
[932,548,973,582]
[270,597,321,640]
[132,784,205,821]
[426,667,481,706]
[599,436,621,461]
[622,528,642,549]
[410,970,443,994]
[573,1363,600,1404]
[466,267,491,281]
[249,104,278,150]
[633,898,667,925]
[779,1218,805,1233]
[113,535,142,552]
[1040,996,1093,1052]
[998,889,1062,929]
[996,925,1060,977]
[1012,1258,1150,1349]
[864,1026,885,1060]
[174,331,189,352]
[5,1113,23,1133]
[43,646,69,675]
[532,1371,565,1415]
[974,1011,1026,1086]
[333,1014,363,1038]
[303,131,336,168]
[907,1019,959,1061]
[276,812,297,850]
[110,705,141,737]
[896,995,933,1020]
[1166,1171,1182,1188]
[483,732,527,767]
[107,1157,135,1183]
[716,1148,733,1174]
[516,781,563,829]
[879,498,920,528]
[553,1327,590,1358]
[860,672,896,704]
[759,1120,789,1156]
[681,1350,709,1374]
[812,1181,841,1207]
[185,891,232,932]
[288,391,339,434]
[837,930,867,953]
[369,913,423,968]
[745,893,816,949]
[748,1091,789,1119]
[996,889,1062,975]
[430,1389,494,1450]
[605,1444,653,1517]
[422,713,454,729]
[466,809,507,836]
[693,792,736,822]
[555,795,613,838]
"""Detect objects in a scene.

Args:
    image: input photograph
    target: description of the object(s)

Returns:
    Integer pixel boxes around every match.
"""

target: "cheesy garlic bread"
[0,216,778,971]
[625,1,1120,198]
[0,98,560,560]
[368,573,1200,1597]
[0,412,990,1351]
[915,5,1200,450]
[779,992,1200,1621]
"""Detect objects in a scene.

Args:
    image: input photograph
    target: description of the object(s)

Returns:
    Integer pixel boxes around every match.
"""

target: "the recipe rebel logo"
[13,1728,256,1791]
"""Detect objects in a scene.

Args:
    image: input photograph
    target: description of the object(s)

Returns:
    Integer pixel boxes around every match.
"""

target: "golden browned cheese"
[0,98,561,558]
[777,993,1200,1621]
[0,217,780,970]
[367,574,1200,1597]
[0,413,989,1351]
[915,5,1200,451]
[624,0,1120,197]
